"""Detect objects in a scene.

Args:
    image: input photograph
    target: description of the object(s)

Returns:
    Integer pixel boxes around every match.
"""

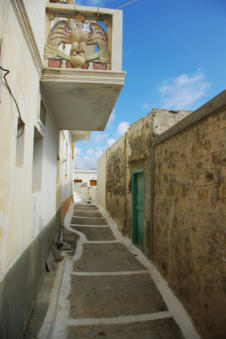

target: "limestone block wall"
[104,109,191,245]
[97,152,106,209]
[125,114,153,242]
[152,91,226,339]
[101,94,226,338]
[106,136,126,232]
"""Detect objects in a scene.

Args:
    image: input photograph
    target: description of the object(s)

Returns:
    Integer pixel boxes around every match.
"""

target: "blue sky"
[75,0,226,169]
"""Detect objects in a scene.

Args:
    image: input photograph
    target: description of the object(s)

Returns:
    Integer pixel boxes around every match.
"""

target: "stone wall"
[106,136,127,232]
[104,109,190,245]
[125,114,153,244]
[97,153,106,209]
[152,91,226,339]
[101,92,226,339]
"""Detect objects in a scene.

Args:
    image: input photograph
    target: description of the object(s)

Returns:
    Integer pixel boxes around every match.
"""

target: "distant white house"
[74,170,97,202]
[74,169,97,186]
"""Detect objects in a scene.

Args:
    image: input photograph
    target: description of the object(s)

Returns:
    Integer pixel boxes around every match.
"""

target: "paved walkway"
[42,203,184,339]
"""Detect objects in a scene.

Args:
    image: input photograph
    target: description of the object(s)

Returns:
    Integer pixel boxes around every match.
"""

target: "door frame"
[132,169,145,248]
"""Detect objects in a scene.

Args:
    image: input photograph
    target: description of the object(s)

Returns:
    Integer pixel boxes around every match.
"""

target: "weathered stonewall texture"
[105,109,190,251]
[106,135,127,233]
[153,106,226,339]
[102,91,226,339]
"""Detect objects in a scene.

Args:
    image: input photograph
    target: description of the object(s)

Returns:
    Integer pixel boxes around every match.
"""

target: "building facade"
[74,169,97,202]
[0,0,124,337]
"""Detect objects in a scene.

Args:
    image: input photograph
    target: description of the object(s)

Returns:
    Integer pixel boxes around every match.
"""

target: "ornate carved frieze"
[44,9,112,70]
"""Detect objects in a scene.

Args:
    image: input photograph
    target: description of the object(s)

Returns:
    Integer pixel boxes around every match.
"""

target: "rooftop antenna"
[117,0,138,9]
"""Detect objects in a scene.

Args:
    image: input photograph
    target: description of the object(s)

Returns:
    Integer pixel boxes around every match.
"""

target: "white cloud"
[75,155,96,169]
[93,132,108,143]
[109,110,115,123]
[159,71,209,110]
[106,110,115,128]
[86,148,94,155]
[95,147,104,158]
[75,146,105,169]
[117,121,130,136]
[74,146,81,156]
[142,102,151,111]
[107,138,116,147]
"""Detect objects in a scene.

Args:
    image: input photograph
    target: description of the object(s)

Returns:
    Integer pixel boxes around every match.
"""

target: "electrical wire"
[0,65,24,137]
[117,0,138,9]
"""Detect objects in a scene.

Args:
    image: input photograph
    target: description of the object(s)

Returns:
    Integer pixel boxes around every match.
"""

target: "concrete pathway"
[40,203,185,339]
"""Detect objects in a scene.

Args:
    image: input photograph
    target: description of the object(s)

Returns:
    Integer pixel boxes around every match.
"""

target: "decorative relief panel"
[45,10,112,70]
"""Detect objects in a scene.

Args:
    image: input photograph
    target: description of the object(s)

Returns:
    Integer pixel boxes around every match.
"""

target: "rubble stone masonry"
[153,98,226,339]
[101,91,226,339]
[106,135,127,233]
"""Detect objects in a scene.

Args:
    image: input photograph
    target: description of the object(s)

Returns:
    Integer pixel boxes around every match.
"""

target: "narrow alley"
[1,1,225,338]
[32,203,186,339]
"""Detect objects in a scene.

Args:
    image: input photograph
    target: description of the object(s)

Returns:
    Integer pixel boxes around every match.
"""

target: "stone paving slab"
[73,211,103,218]
[71,217,108,225]
[71,226,115,241]
[74,205,98,211]
[73,243,145,272]
[69,274,167,318]
[67,318,184,339]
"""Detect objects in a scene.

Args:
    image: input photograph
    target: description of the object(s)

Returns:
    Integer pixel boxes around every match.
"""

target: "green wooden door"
[132,170,145,249]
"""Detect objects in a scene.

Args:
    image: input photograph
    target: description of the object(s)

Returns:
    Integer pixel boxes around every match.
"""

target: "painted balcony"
[40,1,126,130]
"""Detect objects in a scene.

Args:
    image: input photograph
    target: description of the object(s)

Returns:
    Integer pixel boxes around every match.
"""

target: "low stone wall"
[0,209,61,339]
[152,91,226,339]
[106,136,126,232]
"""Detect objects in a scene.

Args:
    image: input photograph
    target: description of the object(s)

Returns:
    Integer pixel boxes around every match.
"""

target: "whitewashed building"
[74,169,97,202]
[0,0,125,337]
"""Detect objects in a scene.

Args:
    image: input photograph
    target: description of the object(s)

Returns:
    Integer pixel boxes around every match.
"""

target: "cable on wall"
[0,65,24,138]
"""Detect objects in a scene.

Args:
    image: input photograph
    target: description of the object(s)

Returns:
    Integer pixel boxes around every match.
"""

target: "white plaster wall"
[97,152,106,209]
[60,131,73,205]
[112,10,123,72]
[74,170,97,186]
[89,186,97,203]
[74,183,89,201]
[0,2,42,276]
[40,109,59,227]
[23,0,46,59]
[74,183,97,203]
[0,2,74,280]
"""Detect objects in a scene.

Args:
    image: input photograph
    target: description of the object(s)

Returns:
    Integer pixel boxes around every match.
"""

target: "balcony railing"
[44,1,119,71]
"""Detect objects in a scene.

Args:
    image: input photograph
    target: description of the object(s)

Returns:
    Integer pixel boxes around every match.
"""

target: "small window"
[90,180,97,186]
[16,117,25,168]
[32,127,43,192]
[40,101,46,126]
